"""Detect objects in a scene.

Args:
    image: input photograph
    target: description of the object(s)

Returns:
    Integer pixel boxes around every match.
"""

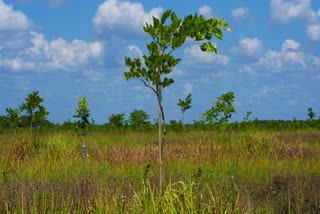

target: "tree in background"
[129,109,150,130]
[6,107,21,138]
[20,91,49,129]
[108,113,126,129]
[73,97,90,134]
[308,107,315,121]
[177,93,192,130]
[202,91,236,130]
[124,9,230,189]
[73,96,91,181]
[307,107,316,127]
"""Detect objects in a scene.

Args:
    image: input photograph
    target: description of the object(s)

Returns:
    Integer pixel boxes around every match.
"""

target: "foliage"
[307,107,315,121]
[243,111,252,122]
[20,91,49,129]
[6,108,20,128]
[169,120,183,131]
[177,93,192,127]
[129,109,150,130]
[1,130,320,213]
[124,10,230,96]
[202,91,236,129]
[177,93,192,114]
[108,113,126,129]
[73,97,90,132]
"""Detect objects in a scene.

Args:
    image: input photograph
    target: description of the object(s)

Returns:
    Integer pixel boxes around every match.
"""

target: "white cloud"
[0,0,31,31]
[256,50,283,71]
[254,39,312,72]
[0,32,104,71]
[0,57,35,71]
[238,37,263,56]
[270,0,317,23]
[183,83,193,96]
[198,5,212,18]
[307,24,320,41]
[184,45,229,65]
[93,0,162,40]
[231,7,249,20]
[281,39,301,51]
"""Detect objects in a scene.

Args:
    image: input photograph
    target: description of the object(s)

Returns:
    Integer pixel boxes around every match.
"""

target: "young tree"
[202,91,236,130]
[308,107,315,121]
[6,107,21,138]
[73,97,90,133]
[177,93,192,129]
[20,91,49,129]
[307,107,316,127]
[108,113,126,129]
[73,96,91,181]
[124,9,230,189]
[129,109,150,130]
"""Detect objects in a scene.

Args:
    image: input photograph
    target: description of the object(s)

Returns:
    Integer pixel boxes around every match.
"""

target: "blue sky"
[0,0,320,124]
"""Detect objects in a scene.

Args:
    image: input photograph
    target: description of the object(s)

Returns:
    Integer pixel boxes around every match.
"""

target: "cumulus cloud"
[233,37,263,56]
[198,5,212,18]
[93,0,162,40]
[27,32,103,70]
[281,39,301,51]
[184,45,230,65]
[0,32,103,72]
[254,39,311,72]
[270,0,318,23]
[231,7,249,20]
[0,0,31,31]
[307,24,320,41]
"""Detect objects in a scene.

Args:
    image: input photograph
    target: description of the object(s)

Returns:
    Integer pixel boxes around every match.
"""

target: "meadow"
[0,128,320,213]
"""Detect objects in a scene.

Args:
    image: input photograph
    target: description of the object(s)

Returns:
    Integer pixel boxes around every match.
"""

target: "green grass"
[0,129,320,213]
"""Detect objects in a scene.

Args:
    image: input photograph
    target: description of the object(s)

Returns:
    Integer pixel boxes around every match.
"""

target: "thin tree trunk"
[182,112,185,131]
[158,97,162,192]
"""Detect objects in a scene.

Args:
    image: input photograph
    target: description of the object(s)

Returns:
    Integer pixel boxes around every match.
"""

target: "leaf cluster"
[308,107,315,121]
[129,109,150,129]
[202,91,236,126]
[73,97,90,130]
[108,113,126,128]
[20,91,49,128]
[177,93,192,113]
[5,107,21,128]
[124,9,230,98]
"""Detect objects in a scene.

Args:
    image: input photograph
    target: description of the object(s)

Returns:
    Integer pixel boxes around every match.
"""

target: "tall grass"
[0,129,319,213]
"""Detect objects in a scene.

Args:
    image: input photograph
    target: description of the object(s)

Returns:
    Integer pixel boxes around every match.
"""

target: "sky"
[0,0,320,124]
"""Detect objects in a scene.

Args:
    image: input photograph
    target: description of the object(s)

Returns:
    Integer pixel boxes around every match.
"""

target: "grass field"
[0,129,320,213]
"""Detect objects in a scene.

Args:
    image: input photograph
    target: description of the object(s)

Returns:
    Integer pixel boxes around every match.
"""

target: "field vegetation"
[0,125,319,213]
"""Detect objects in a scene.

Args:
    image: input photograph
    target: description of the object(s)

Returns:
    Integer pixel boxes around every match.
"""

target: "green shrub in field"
[129,109,151,131]
[20,91,49,129]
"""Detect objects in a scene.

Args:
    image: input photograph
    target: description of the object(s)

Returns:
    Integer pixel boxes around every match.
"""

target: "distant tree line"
[0,91,319,132]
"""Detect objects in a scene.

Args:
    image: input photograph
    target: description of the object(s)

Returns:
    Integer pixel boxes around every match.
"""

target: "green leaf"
[200,42,217,54]
[163,77,174,88]
[170,12,180,29]
[153,17,160,28]
[161,10,172,24]
[214,28,223,40]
